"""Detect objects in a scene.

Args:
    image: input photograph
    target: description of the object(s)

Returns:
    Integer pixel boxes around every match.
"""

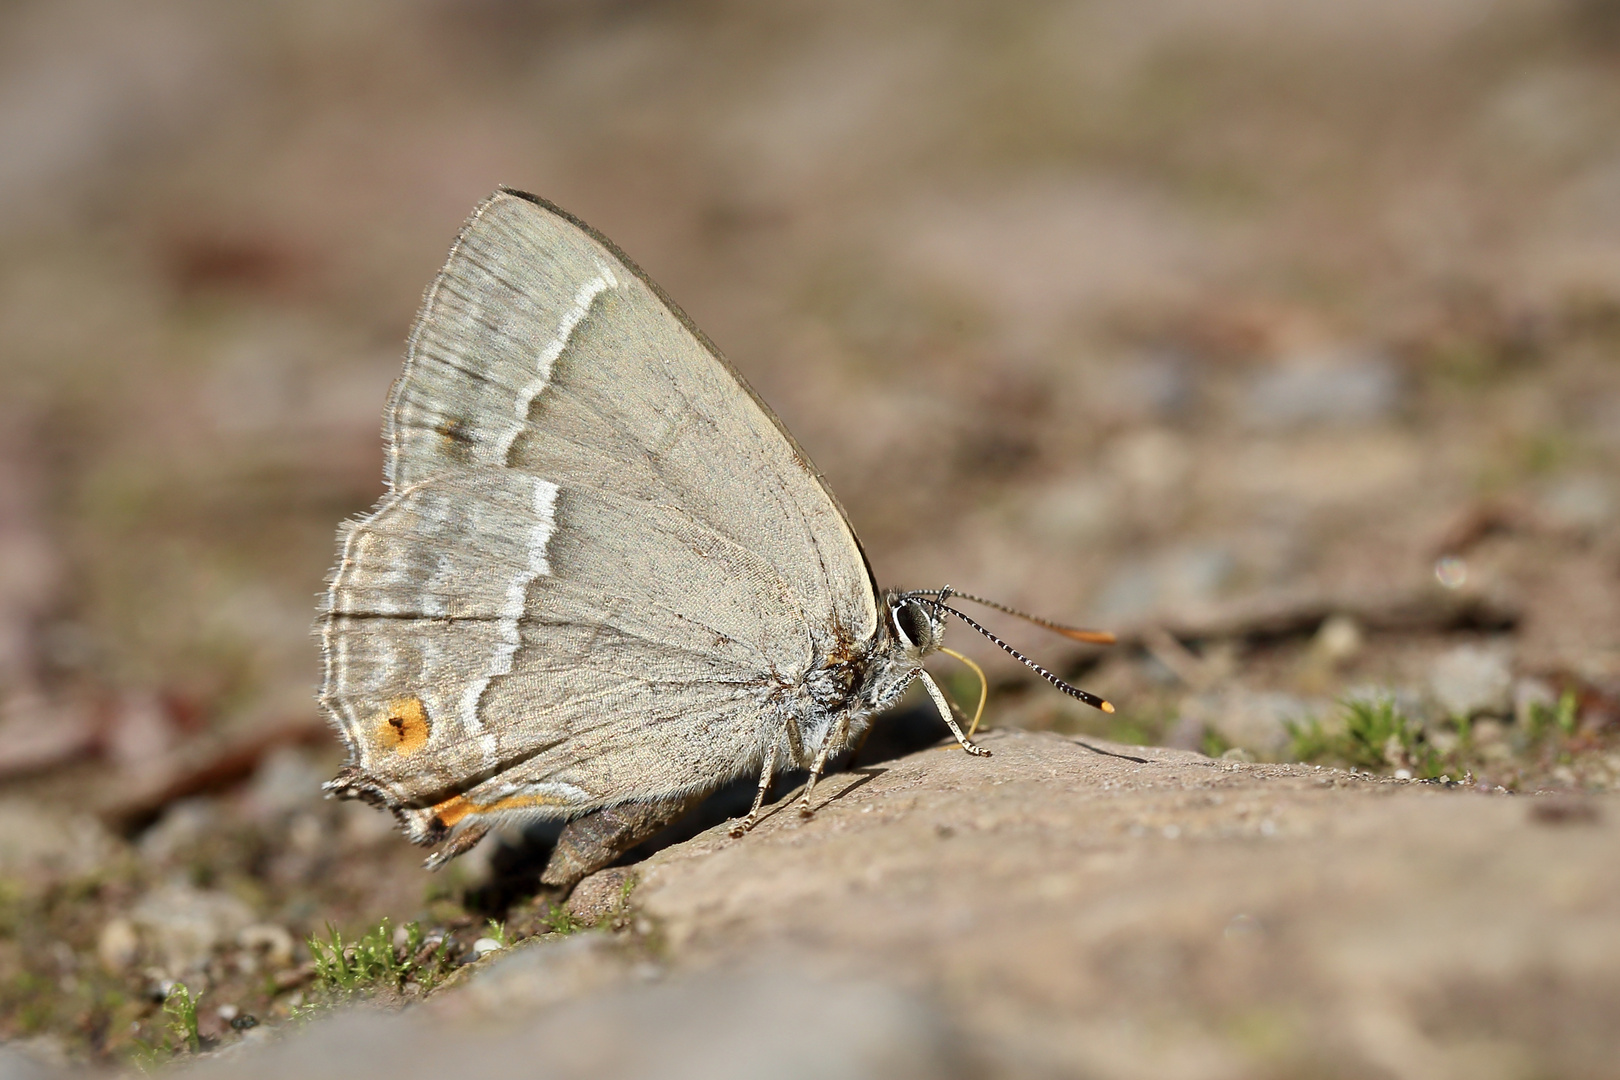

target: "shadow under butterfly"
[317,189,1116,893]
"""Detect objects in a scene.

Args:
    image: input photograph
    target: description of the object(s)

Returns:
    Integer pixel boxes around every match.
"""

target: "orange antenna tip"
[1100,700,1116,714]
[928,591,1115,646]
[1054,628,1117,644]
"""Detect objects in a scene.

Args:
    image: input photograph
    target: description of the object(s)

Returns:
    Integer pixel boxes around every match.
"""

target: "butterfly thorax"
[793,592,945,745]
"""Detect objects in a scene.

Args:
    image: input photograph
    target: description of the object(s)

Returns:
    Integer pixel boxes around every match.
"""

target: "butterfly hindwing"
[320,191,878,845]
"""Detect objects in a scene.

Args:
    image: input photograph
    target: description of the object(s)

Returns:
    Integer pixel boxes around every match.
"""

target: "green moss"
[1522,430,1574,475]
[1286,697,1444,779]
[306,918,453,1001]
[1200,727,1234,759]
[538,905,584,937]
[163,983,200,1054]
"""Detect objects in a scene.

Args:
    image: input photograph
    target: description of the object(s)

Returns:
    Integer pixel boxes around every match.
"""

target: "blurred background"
[1,0,1618,1062]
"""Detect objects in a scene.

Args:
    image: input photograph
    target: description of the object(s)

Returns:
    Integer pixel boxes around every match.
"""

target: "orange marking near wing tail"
[430,791,574,830]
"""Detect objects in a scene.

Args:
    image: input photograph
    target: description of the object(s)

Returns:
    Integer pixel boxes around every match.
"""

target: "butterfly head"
[887,594,946,658]
[885,587,1117,716]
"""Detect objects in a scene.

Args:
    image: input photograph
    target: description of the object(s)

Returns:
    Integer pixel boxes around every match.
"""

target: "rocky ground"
[2,0,1620,1075]
[8,730,1614,1080]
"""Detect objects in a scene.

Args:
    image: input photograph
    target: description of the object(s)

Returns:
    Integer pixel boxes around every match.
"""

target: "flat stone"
[1178,688,1315,757]
[1243,346,1402,429]
[429,933,636,1023]
[634,730,1620,1079]
[566,867,636,926]
[1093,545,1237,621]
[0,800,120,882]
[188,967,960,1080]
[243,746,326,821]
[129,882,257,977]
[1430,644,1514,719]
[1537,473,1616,533]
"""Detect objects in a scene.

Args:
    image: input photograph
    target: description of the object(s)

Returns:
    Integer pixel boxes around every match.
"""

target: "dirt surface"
[2,0,1620,1073]
[56,730,1613,1080]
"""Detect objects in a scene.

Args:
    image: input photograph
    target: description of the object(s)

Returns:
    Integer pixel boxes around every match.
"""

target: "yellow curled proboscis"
[938,646,989,740]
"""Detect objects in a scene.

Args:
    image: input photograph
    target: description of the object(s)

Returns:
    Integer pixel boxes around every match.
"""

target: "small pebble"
[97,918,139,974]
[239,924,296,968]
[471,937,503,958]
[1313,614,1363,664]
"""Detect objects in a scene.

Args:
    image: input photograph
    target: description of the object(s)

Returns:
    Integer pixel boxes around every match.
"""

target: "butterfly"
[317,189,1113,882]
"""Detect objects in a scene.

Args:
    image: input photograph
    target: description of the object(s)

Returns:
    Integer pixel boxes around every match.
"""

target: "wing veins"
[424,672,760,770]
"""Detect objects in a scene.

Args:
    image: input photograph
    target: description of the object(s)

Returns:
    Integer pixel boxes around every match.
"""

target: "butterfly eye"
[892,601,933,648]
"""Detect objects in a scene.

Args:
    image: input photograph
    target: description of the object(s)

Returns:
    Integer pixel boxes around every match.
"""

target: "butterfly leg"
[783,715,808,767]
[797,713,851,819]
[728,743,778,838]
[918,670,992,757]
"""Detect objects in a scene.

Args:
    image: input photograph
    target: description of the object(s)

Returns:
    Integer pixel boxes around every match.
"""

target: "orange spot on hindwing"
[377,696,430,755]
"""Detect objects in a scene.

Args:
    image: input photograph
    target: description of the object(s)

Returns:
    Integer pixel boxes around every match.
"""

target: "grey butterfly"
[317,189,1112,885]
